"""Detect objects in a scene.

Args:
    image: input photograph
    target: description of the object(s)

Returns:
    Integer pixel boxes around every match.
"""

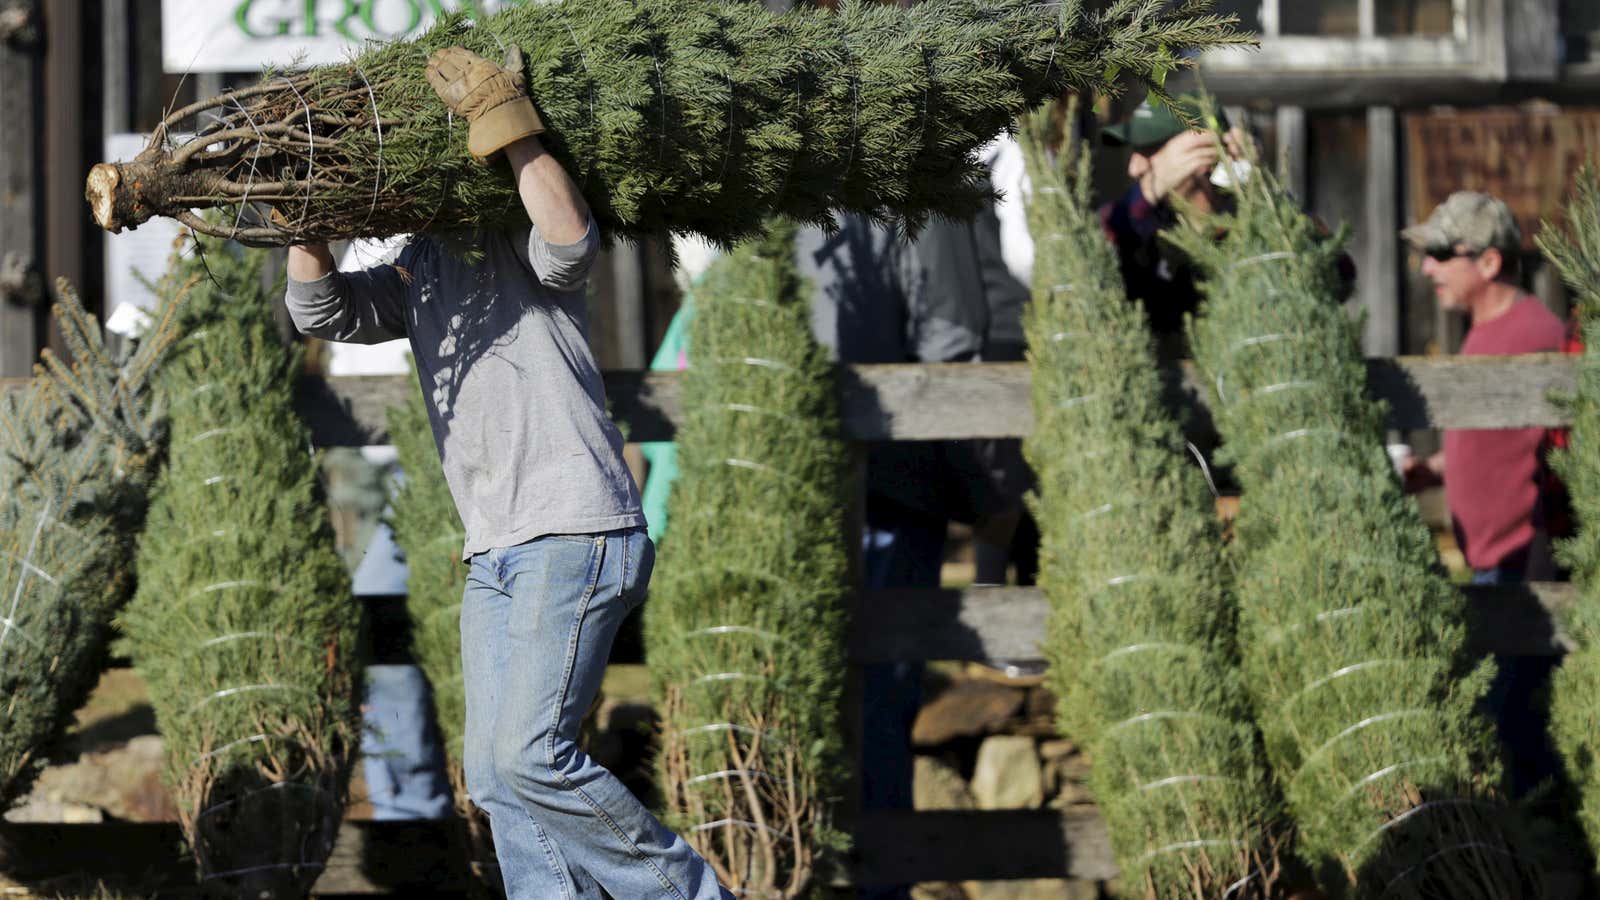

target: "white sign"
[104,133,186,323]
[161,0,529,73]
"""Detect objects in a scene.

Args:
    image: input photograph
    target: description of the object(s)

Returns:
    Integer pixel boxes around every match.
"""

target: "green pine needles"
[1541,164,1600,875]
[385,377,503,892]
[118,235,361,898]
[89,0,1250,248]
[646,220,849,896]
[1171,146,1541,896]
[1017,106,1286,898]
[0,280,179,810]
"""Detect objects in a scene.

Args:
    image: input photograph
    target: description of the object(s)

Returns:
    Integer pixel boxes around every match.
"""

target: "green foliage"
[645,220,849,896]
[0,280,179,809]
[118,234,360,898]
[1541,164,1600,875]
[131,0,1250,247]
[1017,106,1285,898]
[1172,140,1541,896]
[384,371,503,893]
[387,371,468,773]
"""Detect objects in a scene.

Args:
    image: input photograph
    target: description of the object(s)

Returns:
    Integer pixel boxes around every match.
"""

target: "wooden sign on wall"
[1405,108,1600,249]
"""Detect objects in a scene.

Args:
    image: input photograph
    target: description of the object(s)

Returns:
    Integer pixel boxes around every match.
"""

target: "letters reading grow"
[230,0,537,42]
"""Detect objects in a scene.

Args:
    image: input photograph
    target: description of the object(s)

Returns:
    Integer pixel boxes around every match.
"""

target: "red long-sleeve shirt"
[1445,295,1567,571]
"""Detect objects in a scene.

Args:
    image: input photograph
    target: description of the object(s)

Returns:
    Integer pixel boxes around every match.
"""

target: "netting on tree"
[1541,165,1600,879]
[0,280,180,811]
[86,0,1248,248]
[646,220,850,896]
[117,233,361,898]
[1017,102,1288,897]
[1171,128,1545,898]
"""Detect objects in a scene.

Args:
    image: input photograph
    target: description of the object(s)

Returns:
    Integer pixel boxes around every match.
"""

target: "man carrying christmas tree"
[1400,190,1567,799]
[284,45,729,900]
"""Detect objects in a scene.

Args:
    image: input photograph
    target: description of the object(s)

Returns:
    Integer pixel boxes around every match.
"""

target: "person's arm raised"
[505,136,592,245]
[288,243,336,282]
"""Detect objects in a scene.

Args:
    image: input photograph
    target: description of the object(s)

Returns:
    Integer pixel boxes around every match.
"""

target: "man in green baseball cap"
[1098,93,1253,352]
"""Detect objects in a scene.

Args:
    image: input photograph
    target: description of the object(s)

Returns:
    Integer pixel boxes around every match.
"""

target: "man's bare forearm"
[505,136,592,244]
[288,243,336,281]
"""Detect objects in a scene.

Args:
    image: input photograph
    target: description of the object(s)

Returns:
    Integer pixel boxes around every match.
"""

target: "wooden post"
[0,0,43,377]
[1275,105,1308,202]
[1501,0,1561,81]
[1357,0,1376,37]
[42,0,85,346]
[101,0,128,134]
[1363,106,1401,359]
[610,239,648,370]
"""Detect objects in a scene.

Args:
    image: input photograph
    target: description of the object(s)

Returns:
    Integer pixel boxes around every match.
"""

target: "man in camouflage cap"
[1400,190,1566,799]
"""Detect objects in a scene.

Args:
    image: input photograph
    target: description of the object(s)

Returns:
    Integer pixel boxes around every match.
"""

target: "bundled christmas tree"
[118,234,361,898]
[646,220,849,895]
[1017,104,1286,897]
[385,378,501,893]
[1541,164,1600,873]
[1171,137,1542,896]
[0,280,181,810]
[87,0,1248,248]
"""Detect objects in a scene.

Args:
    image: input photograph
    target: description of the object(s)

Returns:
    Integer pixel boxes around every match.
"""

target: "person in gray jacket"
[284,46,728,900]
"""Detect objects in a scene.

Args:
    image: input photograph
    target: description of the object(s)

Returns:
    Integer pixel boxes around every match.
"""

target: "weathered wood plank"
[295,354,1578,445]
[1363,106,1401,359]
[0,810,1117,892]
[852,808,1116,885]
[0,0,42,379]
[3,354,1581,442]
[851,582,1580,664]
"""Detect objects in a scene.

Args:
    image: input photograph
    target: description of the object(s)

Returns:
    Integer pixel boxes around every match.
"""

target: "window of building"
[1212,0,1263,35]
[1376,0,1460,37]
[1280,0,1359,36]
[1246,0,1467,38]
[1566,0,1600,62]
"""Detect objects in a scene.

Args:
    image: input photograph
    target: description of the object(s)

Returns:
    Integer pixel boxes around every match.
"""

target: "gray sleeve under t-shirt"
[285,218,644,559]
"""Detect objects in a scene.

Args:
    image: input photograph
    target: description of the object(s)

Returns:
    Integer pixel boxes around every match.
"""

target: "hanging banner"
[161,0,532,73]
[1405,108,1600,250]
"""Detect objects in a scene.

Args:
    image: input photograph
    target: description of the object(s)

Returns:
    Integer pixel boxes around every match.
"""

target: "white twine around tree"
[0,502,54,658]
[280,76,317,239]
[353,63,385,235]
[225,92,269,242]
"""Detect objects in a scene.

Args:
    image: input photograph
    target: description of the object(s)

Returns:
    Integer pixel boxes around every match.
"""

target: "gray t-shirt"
[285,219,643,559]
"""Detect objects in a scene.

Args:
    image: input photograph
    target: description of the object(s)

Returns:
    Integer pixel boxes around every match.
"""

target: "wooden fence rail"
[854,582,1579,663]
[282,353,1579,446]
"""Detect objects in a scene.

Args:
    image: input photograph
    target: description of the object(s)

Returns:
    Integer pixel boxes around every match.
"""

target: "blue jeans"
[361,664,453,821]
[461,529,727,900]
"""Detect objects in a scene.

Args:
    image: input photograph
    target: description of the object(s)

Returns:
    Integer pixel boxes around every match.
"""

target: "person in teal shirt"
[639,295,695,542]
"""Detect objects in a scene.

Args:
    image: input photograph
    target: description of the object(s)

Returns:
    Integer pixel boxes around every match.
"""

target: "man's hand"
[288,243,335,282]
[1401,451,1445,494]
[426,45,544,164]
[1138,131,1220,204]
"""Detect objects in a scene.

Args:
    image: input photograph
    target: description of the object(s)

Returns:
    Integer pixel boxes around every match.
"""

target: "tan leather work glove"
[425,44,545,164]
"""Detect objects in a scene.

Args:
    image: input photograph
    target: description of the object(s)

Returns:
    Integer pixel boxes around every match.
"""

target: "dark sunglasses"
[1423,245,1482,263]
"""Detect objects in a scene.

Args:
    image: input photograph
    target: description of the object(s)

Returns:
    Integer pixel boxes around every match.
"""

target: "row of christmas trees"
[13,162,1600,900]
[0,232,358,898]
